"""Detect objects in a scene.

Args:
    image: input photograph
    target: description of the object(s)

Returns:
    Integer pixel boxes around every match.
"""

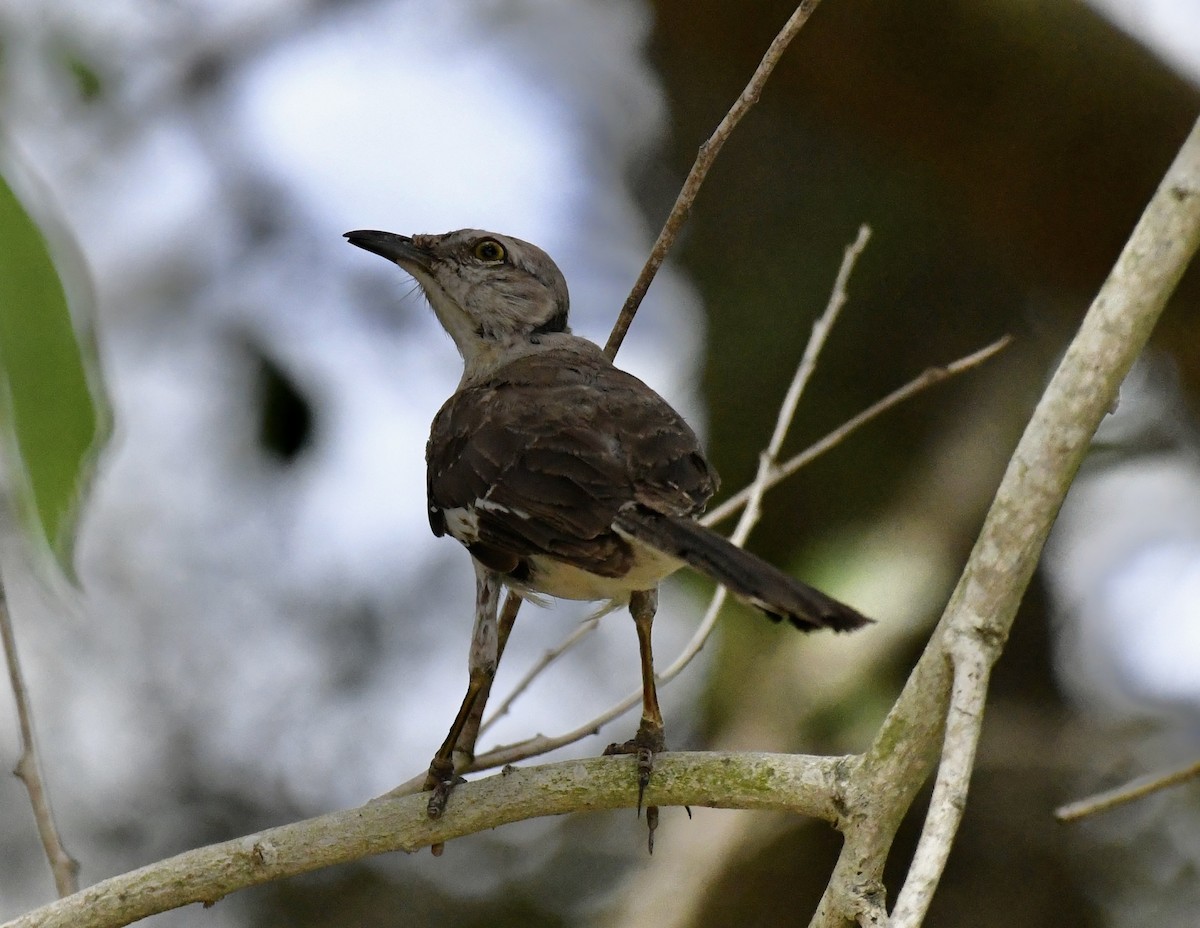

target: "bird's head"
[345,228,570,366]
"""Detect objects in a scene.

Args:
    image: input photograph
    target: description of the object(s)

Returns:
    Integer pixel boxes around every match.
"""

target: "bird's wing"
[426,345,716,579]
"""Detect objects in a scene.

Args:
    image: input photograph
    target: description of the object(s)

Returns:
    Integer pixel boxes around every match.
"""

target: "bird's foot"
[604,720,665,852]
[422,756,465,820]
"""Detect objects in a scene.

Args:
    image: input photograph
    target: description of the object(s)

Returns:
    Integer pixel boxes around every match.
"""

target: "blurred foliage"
[63,53,103,103]
[0,165,104,574]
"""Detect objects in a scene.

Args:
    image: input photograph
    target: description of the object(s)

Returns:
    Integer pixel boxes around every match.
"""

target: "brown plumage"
[345,227,871,849]
[427,339,714,589]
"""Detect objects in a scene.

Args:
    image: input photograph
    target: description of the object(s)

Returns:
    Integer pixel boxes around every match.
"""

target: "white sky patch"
[1046,360,1200,721]
[231,1,582,244]
[72,118,223,289]
[1086,0,1200,86]
[1102,541,1200,709]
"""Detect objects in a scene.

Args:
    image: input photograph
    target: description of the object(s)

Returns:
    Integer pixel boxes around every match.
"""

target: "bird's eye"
[473,239,506,263]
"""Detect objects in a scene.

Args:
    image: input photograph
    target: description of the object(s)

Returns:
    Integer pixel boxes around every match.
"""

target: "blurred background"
[0,0,1199,925]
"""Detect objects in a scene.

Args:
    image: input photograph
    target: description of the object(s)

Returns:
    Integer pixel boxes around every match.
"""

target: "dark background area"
[632,1,1197,925]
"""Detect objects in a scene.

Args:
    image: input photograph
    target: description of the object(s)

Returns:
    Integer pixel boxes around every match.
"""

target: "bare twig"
[641,225,870,698]
[603,0,825,360]
[743,225,872,529]
[1055,757,1200,823]
[469,691,641,775]
[888,644,991,928]
[702,336,1012,528]
[479,613,600,736]
[2,752,845,928]
[810,114,1200,927]
[0,589,79,897]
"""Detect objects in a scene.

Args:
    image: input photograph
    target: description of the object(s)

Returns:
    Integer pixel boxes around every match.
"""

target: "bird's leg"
[604,588,665,852]
[451,592,522,771]
[424,562,502,821]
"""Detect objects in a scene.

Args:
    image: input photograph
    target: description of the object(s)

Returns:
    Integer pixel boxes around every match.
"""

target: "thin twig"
[743,225,871,530]
[773,225,871,455]
[479,614,600,735]
[646,226,870,696]
[0,590,79,896]
[469,693,642,773]
[702,335,1012,528]
[603,0,825,360]
[1055,757,1200,823]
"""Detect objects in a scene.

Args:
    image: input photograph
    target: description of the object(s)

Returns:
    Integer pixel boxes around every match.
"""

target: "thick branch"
[812,114,1200,927]
[3,752,845,928]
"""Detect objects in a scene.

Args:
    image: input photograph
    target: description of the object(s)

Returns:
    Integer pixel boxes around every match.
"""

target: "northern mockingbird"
[346,228,870,847]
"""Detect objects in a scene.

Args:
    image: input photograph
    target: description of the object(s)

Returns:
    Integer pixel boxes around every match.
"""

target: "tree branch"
[1055,756,1200,823]
[0,587,79,896]
[811,113,1200,927]
[603,0,825,360]
[887,643,991,928]
[1,752,845,928]
[701,336,1011,529]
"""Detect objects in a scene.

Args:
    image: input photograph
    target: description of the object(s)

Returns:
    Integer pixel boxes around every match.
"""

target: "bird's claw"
[423,758,465,820]
[604,722,666,851]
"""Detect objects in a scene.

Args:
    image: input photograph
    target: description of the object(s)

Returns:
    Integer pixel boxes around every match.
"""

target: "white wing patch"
[476,497,530,520]
[439,497,531,545]
[441,506,480,543]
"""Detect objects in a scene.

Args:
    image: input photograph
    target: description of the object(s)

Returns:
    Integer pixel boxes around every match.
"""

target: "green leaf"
[0,146,107,579]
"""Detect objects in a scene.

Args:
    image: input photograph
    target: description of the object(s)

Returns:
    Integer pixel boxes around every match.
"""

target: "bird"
[345,227,871,849]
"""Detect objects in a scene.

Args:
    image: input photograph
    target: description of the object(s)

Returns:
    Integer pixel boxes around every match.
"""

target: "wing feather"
[426,343,716,580]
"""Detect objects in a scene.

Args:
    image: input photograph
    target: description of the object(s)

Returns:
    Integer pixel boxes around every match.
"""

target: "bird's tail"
[613,505,871,633]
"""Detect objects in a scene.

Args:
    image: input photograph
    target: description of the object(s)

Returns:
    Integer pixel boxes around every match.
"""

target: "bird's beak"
[344,230,432,272]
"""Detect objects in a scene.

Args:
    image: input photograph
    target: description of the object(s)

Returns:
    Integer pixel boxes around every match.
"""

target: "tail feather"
[613,505,871,633]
